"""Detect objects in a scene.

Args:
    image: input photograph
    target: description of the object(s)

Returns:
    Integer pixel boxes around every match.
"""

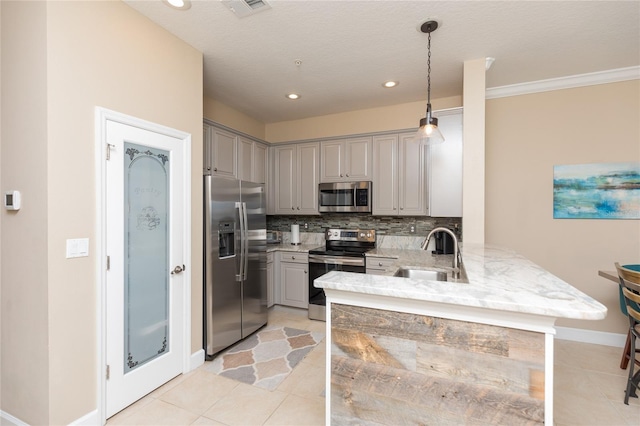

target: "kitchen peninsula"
[315,244,607,425]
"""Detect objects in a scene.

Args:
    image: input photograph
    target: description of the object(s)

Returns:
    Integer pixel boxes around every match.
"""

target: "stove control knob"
[333,231,339,237]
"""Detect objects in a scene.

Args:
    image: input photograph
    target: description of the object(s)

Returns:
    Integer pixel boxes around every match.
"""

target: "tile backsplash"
[267,214,462,239]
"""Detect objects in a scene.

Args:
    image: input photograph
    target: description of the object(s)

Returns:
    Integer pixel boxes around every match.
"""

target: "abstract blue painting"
[553,162,640,219]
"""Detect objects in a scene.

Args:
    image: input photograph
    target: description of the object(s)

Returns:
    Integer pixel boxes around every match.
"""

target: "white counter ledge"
[316,243,607,320]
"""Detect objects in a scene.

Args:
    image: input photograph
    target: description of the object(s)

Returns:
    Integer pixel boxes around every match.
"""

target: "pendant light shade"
[415,20,444,145]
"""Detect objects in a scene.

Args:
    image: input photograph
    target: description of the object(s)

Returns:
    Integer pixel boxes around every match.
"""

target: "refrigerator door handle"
[236,201,245,282]
[242,202,249,281]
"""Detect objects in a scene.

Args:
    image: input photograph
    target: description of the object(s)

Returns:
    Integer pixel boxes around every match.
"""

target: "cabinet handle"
[393,207,397,210]
[292,256,295,260]
[214,167,218,172]
[346,174,349,177]
[378,262,383,266]
[304,270,307,274]
[291,206,295,210]
[400,207,404,210]
[340,174,343,177]
[297,207,300,210]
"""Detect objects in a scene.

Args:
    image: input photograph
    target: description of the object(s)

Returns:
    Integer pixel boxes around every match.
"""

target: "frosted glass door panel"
[124,142,170,373]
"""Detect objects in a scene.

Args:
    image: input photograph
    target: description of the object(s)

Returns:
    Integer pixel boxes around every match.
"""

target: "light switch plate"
[66,238,89,258]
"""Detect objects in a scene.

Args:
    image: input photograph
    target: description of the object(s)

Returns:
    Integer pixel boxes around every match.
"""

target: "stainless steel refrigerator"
[204,176,267,359]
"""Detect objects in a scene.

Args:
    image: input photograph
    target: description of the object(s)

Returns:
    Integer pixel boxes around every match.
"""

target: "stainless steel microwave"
[318,181,372,213]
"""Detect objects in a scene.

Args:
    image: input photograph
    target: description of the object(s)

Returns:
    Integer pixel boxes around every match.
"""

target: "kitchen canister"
[291,224,300,245]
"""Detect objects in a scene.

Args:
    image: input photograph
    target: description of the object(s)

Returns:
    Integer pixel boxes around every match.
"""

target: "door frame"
[95,107,192,424]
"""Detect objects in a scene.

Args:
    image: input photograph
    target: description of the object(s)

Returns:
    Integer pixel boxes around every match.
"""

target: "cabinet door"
[297,143,319,214]
[274,146,296,214]
[345,137,372,180]
[320,140,344,182]
[267,253,274,308]
[253,143,268,185]
[429,110,463,217]
[211,128,237,179]
[203,124,212,174]
[280,262,308,309]
[372,135,398,215]
[399,132,427,216]
[237,137,253,182]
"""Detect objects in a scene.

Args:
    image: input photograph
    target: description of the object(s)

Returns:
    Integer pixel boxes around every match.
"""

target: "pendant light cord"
[427,29,432,107]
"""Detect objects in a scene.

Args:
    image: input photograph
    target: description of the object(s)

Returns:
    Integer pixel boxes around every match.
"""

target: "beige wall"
[265,96,462,143]
[486,80,640,333]
[203,96,265,140]
[1,1,203,424]
[1,2,50,424]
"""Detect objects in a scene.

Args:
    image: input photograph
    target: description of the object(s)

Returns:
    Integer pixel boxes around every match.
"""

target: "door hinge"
[106,364,110,380]
[106,143,115,160]
[106,255,110,271]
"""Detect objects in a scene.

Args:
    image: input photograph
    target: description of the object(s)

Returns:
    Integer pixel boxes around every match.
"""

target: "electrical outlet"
[410,224,416,234]
[304,223,308,229]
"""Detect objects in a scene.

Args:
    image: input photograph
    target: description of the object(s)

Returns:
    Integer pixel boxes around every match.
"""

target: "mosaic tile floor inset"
[205,326,324,391]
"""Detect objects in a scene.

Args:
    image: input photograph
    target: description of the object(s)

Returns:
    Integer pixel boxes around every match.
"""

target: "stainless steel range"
[307,228,376,321]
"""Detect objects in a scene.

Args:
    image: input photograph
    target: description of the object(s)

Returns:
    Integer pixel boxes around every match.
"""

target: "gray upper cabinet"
[238,136,268,184]
[372,132,428,216]
[320,137,372,182]
[203,125,237,179]
[273,143,319,215]
[203,121,268,184]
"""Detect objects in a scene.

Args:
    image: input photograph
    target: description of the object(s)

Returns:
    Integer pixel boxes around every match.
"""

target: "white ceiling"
[125,0,640,124]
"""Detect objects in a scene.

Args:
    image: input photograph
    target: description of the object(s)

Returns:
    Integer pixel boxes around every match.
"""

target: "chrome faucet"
[421,227,460,271]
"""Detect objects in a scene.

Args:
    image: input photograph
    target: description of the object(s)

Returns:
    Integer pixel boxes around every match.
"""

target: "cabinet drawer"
[366,256,395,271]
[280,252,308,264]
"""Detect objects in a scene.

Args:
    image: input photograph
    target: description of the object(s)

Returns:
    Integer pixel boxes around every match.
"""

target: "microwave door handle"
[353,185,358,208]
[236,202,244,281]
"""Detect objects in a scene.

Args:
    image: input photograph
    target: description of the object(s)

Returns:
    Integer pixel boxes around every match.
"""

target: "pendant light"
[415,20,445,145]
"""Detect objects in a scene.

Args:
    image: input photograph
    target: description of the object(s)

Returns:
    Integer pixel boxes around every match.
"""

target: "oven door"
[308,255,365,316]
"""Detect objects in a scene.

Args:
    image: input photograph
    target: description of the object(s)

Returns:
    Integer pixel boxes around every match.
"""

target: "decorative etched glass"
[124,143,170,373]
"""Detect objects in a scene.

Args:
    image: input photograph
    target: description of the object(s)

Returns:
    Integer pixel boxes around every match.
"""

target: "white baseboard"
[69,409,99,425]
[1,409,100,426]
[0,410,28,426]
[190,348,205,371]
[555,326,626,347]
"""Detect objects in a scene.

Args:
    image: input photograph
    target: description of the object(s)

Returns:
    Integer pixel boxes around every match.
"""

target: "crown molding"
[485,66,640,99]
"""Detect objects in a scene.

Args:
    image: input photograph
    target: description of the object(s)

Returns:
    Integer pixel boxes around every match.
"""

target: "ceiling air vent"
[222,0,271,18]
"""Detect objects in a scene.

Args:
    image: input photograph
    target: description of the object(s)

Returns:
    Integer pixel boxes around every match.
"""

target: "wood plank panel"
[416,342,543,396]
[332,304,510,356]
[332,356,544,425]
[330,303,546,424]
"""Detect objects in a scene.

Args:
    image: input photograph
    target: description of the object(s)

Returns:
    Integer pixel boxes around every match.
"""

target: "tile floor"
[107,306,640,426]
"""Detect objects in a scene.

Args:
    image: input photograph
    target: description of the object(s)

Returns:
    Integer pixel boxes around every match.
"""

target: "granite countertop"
[316,243,607,320]
[266,243,320,253]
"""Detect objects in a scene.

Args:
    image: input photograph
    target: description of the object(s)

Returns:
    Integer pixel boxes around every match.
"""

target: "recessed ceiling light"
[286,94,301,100]
[383,81,399,88]
[163,0,191,10]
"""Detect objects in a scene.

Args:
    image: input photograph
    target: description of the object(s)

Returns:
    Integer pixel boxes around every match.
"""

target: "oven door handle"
[308,254,365,267]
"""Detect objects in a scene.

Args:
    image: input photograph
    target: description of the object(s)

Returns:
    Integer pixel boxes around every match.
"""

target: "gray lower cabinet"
[278,252,309,309]
[365,256,395,275]
[267,252,275,307]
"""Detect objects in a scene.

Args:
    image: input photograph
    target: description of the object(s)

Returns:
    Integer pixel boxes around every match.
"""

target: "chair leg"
[621,331,631,369]
[625,333,639,405]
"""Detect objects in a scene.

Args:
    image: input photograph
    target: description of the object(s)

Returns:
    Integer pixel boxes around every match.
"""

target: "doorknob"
[171,264,185,275]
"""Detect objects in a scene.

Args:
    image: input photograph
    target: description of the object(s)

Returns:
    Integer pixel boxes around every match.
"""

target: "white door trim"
[95,107,192,424]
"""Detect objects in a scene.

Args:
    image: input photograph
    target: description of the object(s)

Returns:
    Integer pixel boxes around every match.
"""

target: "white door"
[104,119,186,418]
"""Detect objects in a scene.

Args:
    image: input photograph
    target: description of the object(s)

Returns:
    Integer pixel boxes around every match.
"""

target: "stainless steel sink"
[393,265,469,283]
[394,268,448,281]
